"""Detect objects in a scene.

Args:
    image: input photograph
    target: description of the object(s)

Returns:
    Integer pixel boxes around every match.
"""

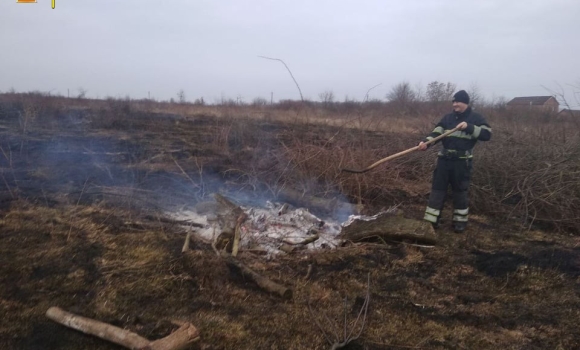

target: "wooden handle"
[341,127,460,174]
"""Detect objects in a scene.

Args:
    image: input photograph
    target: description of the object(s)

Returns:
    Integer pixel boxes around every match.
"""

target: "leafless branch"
[258,56,304,101]
[364,83,382,102]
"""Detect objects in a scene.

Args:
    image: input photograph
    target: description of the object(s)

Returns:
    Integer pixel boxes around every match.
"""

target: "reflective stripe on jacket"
[424,107,492,153]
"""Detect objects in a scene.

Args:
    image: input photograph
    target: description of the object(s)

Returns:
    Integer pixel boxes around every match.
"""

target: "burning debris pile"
[171,193,437,257]
[172,194,345,256]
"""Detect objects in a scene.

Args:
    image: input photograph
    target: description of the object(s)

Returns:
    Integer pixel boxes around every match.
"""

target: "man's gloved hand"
[456,121,468,130]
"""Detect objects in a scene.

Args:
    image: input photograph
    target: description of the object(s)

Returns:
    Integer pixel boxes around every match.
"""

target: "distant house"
[557,109,580,118]
[506,96,559,113]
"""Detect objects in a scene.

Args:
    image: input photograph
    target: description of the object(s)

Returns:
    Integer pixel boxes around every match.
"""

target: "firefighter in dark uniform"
[418,90,492,232]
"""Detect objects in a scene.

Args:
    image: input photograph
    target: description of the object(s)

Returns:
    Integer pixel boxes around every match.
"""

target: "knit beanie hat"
[452,90,470,104]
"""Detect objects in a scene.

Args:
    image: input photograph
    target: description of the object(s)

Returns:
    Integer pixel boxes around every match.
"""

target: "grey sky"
[1,0,579,106]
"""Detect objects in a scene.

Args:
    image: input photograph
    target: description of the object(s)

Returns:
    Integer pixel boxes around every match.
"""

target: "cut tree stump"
[46,307,200,350]
[340,211,437,246]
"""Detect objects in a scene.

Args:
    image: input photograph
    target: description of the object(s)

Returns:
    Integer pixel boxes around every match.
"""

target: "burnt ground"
[0,106,579,349]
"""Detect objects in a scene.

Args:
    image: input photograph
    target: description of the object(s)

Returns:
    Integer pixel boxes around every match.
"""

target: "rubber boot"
[432,216,443,230]
[453,221,467,233]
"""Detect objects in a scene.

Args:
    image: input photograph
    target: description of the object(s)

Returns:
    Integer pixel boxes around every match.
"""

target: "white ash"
[170,201,347,256]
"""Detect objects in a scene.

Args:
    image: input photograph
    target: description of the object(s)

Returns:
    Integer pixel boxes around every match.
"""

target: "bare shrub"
[386,81,419,115]
[251,97,268,107]
[470,110,580,232]
[77,87,88,99]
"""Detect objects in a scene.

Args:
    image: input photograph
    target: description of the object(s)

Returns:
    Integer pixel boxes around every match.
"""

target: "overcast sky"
[1,0,579,106]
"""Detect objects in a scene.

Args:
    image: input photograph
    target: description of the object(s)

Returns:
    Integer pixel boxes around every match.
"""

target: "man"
[418,90,492,233]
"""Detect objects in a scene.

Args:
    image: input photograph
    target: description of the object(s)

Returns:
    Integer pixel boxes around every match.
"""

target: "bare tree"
[490,95,508,110]
[77,87,88,99]
[426,81,456,102]
[543,82,576,113]
[414,82,425,102]
[468,82,483,108]
[319,90,335,106]
[386,81,417,113]
[177,89,186,104]
[573,80,580,107]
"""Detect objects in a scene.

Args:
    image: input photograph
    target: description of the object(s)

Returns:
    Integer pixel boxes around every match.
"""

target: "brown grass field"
[1,93,579,349]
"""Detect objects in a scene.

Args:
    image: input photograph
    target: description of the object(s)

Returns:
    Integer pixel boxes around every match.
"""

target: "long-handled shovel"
[341,126,460,174]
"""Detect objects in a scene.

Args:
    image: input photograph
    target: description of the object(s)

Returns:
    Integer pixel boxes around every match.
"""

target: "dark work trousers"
[424,157,472,224]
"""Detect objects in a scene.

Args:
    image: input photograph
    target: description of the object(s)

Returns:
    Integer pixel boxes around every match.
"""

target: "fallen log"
[340,211,437,246]
[46,306,200,350]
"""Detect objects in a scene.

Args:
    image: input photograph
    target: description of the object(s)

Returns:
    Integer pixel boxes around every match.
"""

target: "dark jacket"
[424,107,492,158]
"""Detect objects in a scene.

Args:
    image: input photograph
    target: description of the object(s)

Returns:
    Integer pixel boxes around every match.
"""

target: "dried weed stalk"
[308,273,371,350]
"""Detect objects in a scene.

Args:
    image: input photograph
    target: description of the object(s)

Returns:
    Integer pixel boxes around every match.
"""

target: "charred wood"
[340,212,436,246]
